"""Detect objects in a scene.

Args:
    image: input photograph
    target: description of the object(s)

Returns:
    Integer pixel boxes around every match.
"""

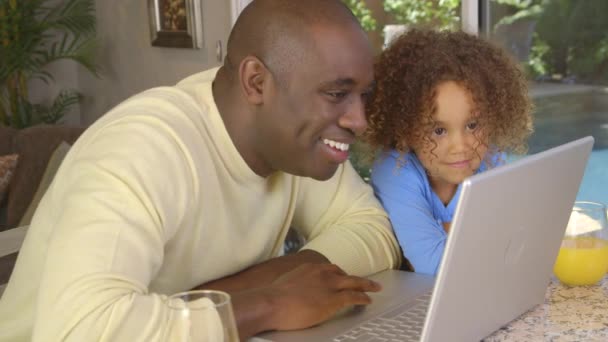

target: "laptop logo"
[504,226,527,265]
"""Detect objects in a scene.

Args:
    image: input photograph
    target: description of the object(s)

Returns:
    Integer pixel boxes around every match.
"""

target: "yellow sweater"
[0,68,400,341]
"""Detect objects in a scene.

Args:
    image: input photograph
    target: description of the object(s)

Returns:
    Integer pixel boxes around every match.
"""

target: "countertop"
[485,275,608,341]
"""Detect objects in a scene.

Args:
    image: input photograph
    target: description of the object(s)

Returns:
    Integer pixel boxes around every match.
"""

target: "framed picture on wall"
[148,0,203,49]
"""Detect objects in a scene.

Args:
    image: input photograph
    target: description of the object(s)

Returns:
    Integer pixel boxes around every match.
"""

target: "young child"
[364,29,533,275]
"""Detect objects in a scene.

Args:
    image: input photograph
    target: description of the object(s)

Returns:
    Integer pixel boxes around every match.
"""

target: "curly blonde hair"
[363,29,533,165]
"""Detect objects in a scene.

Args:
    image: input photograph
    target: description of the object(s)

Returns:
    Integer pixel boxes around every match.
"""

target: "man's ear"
[239,56,268,105]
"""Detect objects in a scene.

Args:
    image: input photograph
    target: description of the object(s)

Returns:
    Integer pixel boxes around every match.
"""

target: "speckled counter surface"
[485,275,608,341]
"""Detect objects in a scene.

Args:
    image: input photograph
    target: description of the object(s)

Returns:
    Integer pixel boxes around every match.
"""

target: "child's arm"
[371,153,447,275]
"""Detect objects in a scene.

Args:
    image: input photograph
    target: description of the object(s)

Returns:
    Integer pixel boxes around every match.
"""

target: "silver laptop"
[256,136,594,342]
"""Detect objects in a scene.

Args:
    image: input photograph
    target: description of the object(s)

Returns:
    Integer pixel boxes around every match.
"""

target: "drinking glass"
[165,290,239,342]
[554,201,608,286]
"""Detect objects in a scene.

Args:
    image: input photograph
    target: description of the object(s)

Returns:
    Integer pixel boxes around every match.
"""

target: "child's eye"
[466,121,478,131]
[433,127,446,136]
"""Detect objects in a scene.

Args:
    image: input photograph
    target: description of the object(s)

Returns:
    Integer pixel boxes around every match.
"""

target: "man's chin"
[283,159,342,180]
[305,165,341,181]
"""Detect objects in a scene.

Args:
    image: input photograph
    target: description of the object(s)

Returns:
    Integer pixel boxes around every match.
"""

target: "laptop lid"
[421,136,594,341]
[255,136,594,342]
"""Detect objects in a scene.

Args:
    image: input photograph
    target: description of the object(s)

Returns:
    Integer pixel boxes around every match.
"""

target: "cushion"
[18,141,72,227]
[0,154,19,206]
[0,252,19,294]
[0,206,7,230]
[6,125,85,228]
[0,126,17,156]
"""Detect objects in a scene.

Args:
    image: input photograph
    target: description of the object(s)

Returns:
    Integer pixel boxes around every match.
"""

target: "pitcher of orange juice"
[554,201,608,286]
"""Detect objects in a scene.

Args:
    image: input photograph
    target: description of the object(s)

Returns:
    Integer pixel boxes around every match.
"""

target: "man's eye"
[326,91,347,100]
[361,90,371,102]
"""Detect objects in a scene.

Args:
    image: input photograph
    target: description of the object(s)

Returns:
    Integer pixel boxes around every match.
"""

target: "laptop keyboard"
[333,291,432,342]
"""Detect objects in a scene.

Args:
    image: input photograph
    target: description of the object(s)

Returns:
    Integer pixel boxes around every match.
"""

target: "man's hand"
[195,250,381,339]
[230,263,381,339]
[268,263,381,330]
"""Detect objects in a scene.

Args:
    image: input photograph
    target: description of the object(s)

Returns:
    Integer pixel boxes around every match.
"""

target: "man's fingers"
[338,290,373,306]
[331,274,382,292]
[266,263,383,332]
[318,263,347,276]
[315,264,381,292]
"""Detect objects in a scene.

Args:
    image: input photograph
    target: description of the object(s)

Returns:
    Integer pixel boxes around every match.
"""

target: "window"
[480,0,608,204]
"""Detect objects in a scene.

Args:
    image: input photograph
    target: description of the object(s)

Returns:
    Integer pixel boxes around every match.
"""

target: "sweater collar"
[202,78,267,184]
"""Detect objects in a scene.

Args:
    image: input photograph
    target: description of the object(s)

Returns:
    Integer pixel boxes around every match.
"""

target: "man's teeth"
[323,138,350,151]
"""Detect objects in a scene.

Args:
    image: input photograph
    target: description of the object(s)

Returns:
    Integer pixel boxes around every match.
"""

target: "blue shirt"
[371,151,499,275]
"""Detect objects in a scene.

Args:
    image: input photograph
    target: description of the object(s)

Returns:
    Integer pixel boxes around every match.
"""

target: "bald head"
[223,0,364,81]
[211,0,375,180]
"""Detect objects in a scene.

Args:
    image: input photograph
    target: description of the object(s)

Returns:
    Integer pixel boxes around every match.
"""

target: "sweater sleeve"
[370,154,447,275]
[293,161,401,276]
[31,114,213,341]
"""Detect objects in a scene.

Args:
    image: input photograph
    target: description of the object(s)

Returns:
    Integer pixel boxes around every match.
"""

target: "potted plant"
[0,0,100,128]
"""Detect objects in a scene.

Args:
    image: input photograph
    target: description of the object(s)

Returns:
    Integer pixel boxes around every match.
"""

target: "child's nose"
[449,132,472,152]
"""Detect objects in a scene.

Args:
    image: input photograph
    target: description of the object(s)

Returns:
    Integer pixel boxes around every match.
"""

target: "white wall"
[51,0,232,125]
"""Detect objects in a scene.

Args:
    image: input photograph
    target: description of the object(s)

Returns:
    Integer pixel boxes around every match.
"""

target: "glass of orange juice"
[554,201,608,286]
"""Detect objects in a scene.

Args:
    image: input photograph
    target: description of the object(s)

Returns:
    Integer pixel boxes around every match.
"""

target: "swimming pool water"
[527,104,608,204]
[575,149,608,204]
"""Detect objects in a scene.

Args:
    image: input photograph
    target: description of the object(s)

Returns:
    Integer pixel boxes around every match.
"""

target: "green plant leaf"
[342,0,377,32]
[43,0,96,37]
[41,89,81,124]
[384,0,460,31]
[0,0,100,128]
[493,4,543,28]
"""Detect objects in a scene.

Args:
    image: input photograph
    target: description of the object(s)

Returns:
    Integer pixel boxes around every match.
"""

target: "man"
[0,0,401,340]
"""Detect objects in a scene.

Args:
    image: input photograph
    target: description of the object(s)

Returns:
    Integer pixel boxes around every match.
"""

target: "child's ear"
[239,56,268,105]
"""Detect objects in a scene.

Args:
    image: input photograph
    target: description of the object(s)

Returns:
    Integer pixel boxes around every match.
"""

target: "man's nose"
[339,97,368,136]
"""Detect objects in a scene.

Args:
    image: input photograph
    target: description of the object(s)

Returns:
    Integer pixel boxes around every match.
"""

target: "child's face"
[413,81,488,197]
